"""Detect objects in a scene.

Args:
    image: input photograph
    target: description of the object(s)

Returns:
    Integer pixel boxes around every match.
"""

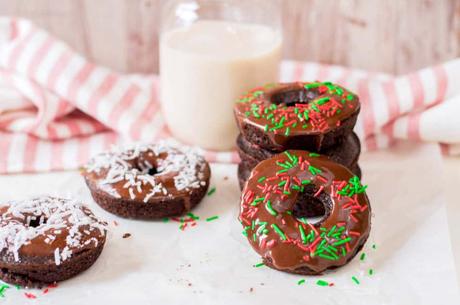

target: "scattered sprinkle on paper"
[351,276,360,285]
[254,262,265,268]
[122,233,131,239]
[206,215,219,222]
[0,284,10,297]
[24,292,37,299]
[207,187,216,196]
[297,279,306,285]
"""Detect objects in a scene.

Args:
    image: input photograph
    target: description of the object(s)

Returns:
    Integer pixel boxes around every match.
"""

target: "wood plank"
[0,0,458,74]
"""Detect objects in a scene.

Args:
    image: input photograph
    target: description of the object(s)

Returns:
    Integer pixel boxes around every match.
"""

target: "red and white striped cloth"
[1,18,460,174]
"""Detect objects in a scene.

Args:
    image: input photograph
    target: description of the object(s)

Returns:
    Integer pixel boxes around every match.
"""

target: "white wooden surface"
[0,0,459,74]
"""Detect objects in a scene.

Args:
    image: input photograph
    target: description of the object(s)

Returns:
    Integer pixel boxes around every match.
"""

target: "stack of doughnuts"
[234,81,362,188]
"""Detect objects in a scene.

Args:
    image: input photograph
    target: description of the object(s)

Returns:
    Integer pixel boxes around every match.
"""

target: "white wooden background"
[0,0,458,75]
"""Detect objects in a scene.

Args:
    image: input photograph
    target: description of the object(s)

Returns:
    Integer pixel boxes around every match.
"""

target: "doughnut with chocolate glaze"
[0,196,107,287]
[234,82,360,152]
[237,132,361,177]
[82,141,211,219]
[239,150,371,274]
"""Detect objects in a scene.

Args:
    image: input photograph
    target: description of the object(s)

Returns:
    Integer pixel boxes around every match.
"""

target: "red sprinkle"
[24,293,37,299]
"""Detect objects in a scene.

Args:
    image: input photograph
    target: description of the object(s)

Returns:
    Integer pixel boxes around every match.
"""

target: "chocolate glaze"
[239,151,371,274]
[234,82,360,151]
[82,142,210,219]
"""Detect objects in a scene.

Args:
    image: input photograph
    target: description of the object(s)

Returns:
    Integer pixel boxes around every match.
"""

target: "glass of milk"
[160,0,282,150]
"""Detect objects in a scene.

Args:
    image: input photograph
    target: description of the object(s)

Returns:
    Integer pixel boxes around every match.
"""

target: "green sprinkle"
[347,94,354,100]
[372,244,377,249]
[305,83,320,89]
[308,165,322,175]
[162,217,170,222]
[285,127,291,136]
[254,262,265,268]
[264,124,269,132]
[316,97,330,105]
[301,179,311,185]
[299,224,307,244]
[284,151,294,161]
[368,269,374,276]
[297,279,306,285]
[0,284,9,297]
[206,215,219,222]
[253,90,263,97]
[316,280,329,286]
[318,253,337,260]
[327,225,336,237]
[360,253,366,261]
[257,176,266,183]
[265,200,278,216]
[271,224,287,240]
[309,152,320,157]
[276,161,291,169]
[207,187,216,196]
[187,212,200,220]
[351,276,360,285]
[298,217,308,224]
[332,237,351,246]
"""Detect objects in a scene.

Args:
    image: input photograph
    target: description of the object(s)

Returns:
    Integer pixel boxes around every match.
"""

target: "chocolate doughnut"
[237,132,361,175]
[239,151,371,274]
[82,141,211,219]
[0,196,107,287]
[234,82,360,152]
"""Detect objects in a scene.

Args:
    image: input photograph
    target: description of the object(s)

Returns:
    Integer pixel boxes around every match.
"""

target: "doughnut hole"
[28,216,47,228]
[292,184,332,224]
[270,88,319,107]
[133,158,158,176]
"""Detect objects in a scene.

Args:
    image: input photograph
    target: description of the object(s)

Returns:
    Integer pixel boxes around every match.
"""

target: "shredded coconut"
[0,196,107,265]
[84,140,208,202]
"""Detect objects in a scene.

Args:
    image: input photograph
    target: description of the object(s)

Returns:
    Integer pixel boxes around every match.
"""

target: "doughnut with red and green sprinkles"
[233,82,360,151]
[239,150,371,274]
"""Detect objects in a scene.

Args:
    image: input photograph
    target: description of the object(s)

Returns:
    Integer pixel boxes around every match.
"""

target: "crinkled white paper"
[0,142,458,304]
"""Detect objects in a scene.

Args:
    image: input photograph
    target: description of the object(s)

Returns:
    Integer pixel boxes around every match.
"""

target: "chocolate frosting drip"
[239,150,371,273]
[234,82,360,148]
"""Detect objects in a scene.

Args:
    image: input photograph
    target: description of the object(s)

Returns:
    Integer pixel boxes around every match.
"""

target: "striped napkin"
[1,18,459,174]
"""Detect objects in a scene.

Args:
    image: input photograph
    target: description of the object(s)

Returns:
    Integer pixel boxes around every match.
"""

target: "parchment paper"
[0,141,458,304]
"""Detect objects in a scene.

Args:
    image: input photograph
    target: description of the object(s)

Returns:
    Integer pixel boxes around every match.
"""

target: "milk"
[160,20,282,150]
